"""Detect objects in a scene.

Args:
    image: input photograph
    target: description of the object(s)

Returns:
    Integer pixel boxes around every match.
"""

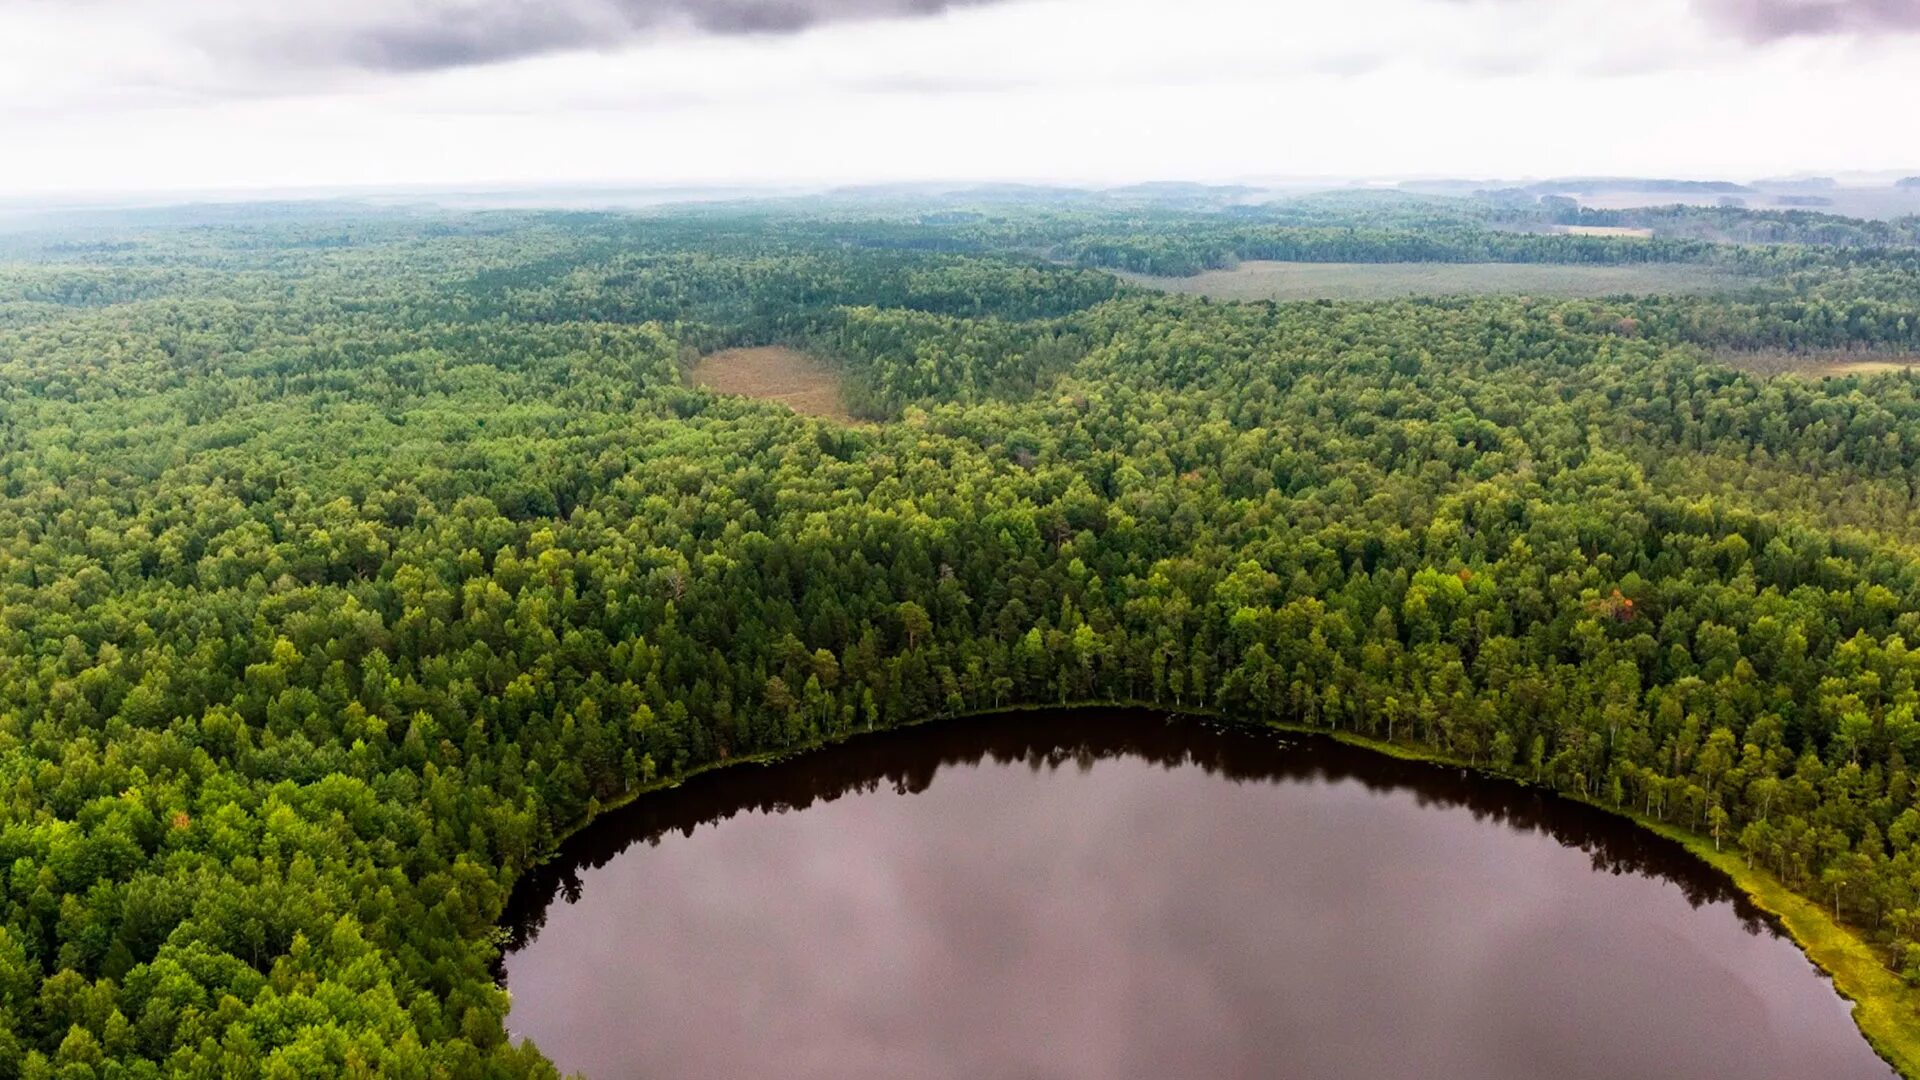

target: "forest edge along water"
[499,707,1913,1079]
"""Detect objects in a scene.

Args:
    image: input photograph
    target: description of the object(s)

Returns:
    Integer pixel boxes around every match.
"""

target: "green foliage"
[1,197,1919,1074]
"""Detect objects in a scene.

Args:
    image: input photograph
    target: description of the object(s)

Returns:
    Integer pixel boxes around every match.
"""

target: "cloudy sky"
[2,0,1916,195]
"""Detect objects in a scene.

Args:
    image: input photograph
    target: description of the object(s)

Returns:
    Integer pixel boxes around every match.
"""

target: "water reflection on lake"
[501,709,1895,1080]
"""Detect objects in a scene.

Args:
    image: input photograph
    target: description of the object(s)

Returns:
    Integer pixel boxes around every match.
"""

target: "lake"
[500,709,1896,1080]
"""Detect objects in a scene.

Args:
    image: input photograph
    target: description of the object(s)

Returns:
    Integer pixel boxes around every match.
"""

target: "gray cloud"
[255,0,1006,74]
[1695,0,1920,40]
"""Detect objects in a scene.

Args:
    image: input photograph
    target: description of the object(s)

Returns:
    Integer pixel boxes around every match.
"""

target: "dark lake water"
[500,709,1896,1080]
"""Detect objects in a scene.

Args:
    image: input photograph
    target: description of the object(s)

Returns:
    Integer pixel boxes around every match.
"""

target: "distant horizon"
[7,169,1920,214]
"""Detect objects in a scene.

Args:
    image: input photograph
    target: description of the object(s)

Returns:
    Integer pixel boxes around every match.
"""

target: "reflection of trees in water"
[500,709,1771,962]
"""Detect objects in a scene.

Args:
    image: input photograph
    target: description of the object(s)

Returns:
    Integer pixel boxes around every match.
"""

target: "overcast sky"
[2,0,1916,195]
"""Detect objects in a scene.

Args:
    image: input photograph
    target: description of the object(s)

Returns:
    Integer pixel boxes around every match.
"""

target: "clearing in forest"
[1818,359,1920,377]
[1552,225,1658,239]
[689,346,853,421]
[1717,350,1920,379]
[1117,261,1746,301]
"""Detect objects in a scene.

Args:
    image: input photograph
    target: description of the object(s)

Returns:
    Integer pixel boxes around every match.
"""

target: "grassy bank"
[1645,820,1920,1077]
[1315,722,1920,1079]
[530,700,1920,1078]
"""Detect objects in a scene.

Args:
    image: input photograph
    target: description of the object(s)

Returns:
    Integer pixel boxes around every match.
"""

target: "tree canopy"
[1,195,1919,1075]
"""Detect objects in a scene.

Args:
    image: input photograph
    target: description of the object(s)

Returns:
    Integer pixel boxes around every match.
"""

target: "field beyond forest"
[1715,349,1920,380]
[1115,260,1749,301]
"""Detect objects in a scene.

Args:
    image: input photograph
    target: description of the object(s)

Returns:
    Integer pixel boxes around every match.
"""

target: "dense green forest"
[2,194,1920,1076]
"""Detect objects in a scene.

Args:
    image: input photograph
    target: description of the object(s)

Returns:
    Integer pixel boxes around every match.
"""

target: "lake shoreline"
[522,699,1920,1079]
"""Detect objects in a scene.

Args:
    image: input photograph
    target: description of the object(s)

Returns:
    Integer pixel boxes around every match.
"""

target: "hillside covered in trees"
[2,194,1920,1075]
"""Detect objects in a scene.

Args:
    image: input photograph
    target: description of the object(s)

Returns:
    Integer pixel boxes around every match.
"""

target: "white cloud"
[0,0,1915,195]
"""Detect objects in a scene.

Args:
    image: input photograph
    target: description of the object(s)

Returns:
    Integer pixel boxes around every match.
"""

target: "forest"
[2,192,1920,1076]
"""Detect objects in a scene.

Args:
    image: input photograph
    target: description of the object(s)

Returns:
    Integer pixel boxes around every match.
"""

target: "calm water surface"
[501,710,1896,1080]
